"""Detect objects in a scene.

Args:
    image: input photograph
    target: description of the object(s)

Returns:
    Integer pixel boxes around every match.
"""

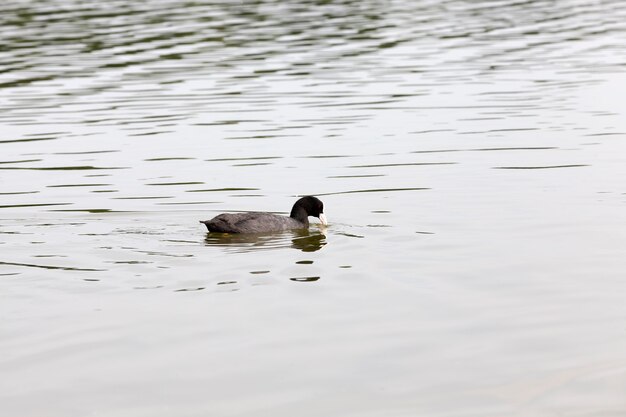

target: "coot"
[200,196,327,233]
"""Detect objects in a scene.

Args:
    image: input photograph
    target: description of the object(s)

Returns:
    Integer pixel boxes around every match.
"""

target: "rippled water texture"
[2,1,626,416]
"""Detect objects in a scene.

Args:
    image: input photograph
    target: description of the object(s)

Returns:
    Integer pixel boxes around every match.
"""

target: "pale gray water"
[2,0,626,416]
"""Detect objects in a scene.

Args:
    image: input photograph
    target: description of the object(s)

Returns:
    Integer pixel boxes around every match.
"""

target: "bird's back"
[200,212,304,233]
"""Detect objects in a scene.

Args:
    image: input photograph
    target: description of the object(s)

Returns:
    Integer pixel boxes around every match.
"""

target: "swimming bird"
[200,196,327,233]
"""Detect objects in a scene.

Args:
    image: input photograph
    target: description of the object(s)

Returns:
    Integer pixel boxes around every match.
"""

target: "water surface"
[2,0,626,416]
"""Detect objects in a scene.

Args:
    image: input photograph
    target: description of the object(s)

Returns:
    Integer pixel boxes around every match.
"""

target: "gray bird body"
[201,212,306,234]
[200,196,327,234]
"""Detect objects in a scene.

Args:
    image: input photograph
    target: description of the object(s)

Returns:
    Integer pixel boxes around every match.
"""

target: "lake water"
[2,0,626,415]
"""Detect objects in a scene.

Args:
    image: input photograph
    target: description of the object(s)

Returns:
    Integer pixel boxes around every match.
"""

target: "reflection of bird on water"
[204,229,327,253]
[291,230,327,252]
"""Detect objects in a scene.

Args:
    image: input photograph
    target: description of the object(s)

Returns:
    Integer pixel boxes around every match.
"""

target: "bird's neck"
[290,206,309,225]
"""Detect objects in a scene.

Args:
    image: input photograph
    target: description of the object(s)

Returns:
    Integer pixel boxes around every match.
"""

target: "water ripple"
[316,187,429,196]
[0,260,104,272]
[2,0,623,129]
